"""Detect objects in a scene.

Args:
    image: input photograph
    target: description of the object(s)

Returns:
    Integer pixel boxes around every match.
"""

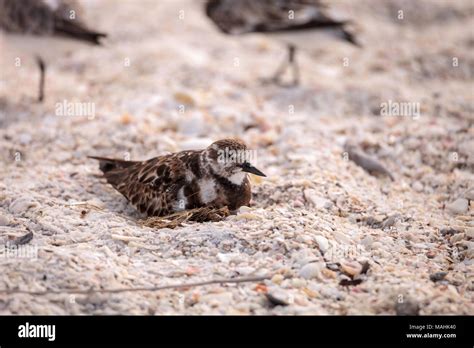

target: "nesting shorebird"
[89,139,266,217]
[205,0,358,86]
[0,0,106,102]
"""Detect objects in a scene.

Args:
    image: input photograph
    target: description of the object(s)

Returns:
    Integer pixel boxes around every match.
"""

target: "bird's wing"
[94,153,188,216]
[53,0,106,44]
[0,0,55,34]
[206,0,341,35]
[0,0,106,44]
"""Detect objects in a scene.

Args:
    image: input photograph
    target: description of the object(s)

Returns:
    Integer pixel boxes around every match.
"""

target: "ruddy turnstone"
[89,139,266,217]
[205,0,358,86]
[0,0,106,102]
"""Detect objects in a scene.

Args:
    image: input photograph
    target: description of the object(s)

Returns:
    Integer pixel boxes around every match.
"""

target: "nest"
[140,206,231,229]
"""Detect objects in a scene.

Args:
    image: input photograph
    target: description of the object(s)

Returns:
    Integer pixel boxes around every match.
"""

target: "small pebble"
[321,268,337,279]
[19,133,32,145]
[271,274,284,285]
[361,235,373,248]
[450,233,465,244]
[340,261,363,277]
[9,197,39,215]
[412,181,424,192]
[371,241,383,250]
[446,198,468,215]
[314,235,329,253]
[0,214,10,226]
[235,266,255,275]
[265,289,290,306]
[299,262,324,280]
[430,272,448,282]
[291,278,306,288]
[464,189,474,201]
[466,228,474,239]
[395,298,420,316]
[303,189,332,210]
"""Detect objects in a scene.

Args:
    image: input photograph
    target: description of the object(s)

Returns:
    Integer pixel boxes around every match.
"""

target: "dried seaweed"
[140,206,231,229]
[339,278,363,286]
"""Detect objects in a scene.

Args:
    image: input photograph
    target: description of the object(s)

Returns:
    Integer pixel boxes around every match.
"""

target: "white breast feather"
[198,178,217,204]
[173,187,187,211]
[227,172,247,186]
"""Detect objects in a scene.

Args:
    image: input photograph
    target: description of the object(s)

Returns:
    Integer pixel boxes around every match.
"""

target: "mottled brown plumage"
[89,139,266,217]
[0,0,105,44]
[206,0,355,42]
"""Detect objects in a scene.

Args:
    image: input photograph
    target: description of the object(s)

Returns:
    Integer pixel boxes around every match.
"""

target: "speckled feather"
[0,0,105,44]
[206,0,344,34]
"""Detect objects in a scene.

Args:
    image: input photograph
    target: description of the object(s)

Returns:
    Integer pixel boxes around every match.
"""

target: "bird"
[89,139,266,217]
[0,0,106,102]
[205,0,359,86]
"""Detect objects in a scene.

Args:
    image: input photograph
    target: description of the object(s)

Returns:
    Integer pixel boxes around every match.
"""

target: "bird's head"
[204,139,266,184]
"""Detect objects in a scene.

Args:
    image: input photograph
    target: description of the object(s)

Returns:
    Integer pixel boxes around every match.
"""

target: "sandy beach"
[0,0,472,315]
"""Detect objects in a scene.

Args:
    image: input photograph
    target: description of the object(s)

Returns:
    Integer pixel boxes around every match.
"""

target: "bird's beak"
[240,162,266,177]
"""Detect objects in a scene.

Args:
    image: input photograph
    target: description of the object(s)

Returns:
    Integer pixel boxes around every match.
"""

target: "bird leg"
[36,56,46,102]
[260,44,291,85]
[260,44,299,87]
[288,44,300,87]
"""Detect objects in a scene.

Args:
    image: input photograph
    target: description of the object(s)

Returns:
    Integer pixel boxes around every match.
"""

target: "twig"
[0,275,272,296]
[64,202,104,211]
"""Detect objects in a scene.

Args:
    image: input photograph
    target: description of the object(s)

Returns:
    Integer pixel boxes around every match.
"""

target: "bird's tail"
[88,156,137,174]
[55,18,107,45]
[83,31,107,45]
[339,20,361,47]
[341,27,360,47]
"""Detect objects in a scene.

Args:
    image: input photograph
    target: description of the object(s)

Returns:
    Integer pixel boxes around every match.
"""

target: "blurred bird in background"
[205,0,359,86]
[0,0,106,102]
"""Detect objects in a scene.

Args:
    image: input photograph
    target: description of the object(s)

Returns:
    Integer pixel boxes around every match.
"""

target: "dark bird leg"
[288,44,300,87]
[260,44,291,86]
[36,56,46,102]
[261,44,298,87]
